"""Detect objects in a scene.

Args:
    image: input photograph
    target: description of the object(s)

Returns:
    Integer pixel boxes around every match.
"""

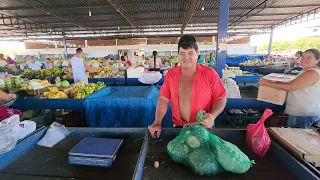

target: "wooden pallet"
[269,127,320,167]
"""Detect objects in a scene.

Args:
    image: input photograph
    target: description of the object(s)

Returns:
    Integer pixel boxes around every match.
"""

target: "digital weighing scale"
[68,137,123,167]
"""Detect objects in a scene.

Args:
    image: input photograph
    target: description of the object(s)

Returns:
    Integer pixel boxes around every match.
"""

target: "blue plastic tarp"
[64,78,126,85]
[231,75,262,83]
[11,97,83,109]
[239,66,264,72]
[84,86,173,127]
[126,78,164,86]
[226,55,266,64]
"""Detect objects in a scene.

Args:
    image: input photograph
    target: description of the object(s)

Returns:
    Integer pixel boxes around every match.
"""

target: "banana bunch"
[20,82,29,90]
[40,69,52,78]
[43,87,68,99]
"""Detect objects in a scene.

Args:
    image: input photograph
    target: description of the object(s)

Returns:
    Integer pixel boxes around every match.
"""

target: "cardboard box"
[257,73,296,105]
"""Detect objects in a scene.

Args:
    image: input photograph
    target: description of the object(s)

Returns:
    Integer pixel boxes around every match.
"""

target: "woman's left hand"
[258,78,270,86]
[200,113,215,129]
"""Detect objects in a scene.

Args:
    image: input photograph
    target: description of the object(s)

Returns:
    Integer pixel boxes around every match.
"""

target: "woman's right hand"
[148,123,162,138]
[0,90,13,102]
[258,78,270,86]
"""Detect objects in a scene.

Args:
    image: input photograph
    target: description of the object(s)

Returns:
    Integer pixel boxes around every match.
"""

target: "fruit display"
[27,80,46,90]
[171,56,179,65]
[21,67,65,80]
[20,79,51,91]
[73,83,96,99]
[62,81,106,99]
[43,87,68,99]
[95,81,105,90]
[91,67,102,73]
[0,76,25,90]
[65,82,87,98]
[0,66,22,74]
[63,66,126,79]
[56,80,70,88]
[239,60,268,66]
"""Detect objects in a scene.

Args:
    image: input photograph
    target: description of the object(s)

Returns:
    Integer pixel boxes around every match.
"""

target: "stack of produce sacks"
[167,111,254,176]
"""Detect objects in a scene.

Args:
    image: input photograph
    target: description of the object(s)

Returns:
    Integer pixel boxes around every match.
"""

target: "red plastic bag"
[0,107,23,121]
[246,108,273,157]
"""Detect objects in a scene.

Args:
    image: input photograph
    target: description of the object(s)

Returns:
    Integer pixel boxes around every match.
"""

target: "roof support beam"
[14,0,101,34]
[181,0,199,33]
[0,11,303,21]
[216,0,230,77]
[273,6,320,28]
[229,0,278,28]
[0,1,189,11]
[0,2,319,11]
[0,13,60,35]
[107,0,143,33]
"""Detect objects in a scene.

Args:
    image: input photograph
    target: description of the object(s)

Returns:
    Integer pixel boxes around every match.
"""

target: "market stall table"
[231,75,262,85]
[0,127,147,180]
[239,65,264,72]
[1,127,318,180]
[142,128,318,180]
[11,96,84,110]
[10,86,108,110]
[84,85,284,128]
[226,55,266,65]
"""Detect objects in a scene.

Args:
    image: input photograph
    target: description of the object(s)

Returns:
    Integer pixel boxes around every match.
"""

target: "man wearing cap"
[148,35,227,138]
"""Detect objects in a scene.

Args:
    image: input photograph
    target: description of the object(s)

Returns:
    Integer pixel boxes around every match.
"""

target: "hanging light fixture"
[201,6,205,11]
[88,0,91,17]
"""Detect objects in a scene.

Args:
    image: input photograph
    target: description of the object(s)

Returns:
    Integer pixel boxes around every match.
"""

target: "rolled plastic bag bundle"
[37,122,70,148]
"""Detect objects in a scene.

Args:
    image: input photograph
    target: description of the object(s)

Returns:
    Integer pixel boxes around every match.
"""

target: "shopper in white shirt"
[259,49,320,129]
[69,48,91,83]
[28,56,42,70]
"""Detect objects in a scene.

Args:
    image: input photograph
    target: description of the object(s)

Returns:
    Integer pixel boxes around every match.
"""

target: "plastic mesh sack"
[167,111,254,176]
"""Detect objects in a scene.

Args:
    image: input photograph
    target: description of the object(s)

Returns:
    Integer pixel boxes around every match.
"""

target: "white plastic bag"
[12,120,36,140]
[0,134,17,154]
[0,115,20,134]
[37,122,70,148]
[0,115,20,154]
[222,78,241,98]
[138,72,162,84]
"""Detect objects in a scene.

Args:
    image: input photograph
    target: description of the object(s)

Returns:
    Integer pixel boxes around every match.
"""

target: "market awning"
[0,0,319,40]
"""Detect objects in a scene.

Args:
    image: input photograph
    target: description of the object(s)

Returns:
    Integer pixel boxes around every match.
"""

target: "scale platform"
[68,137,123,167]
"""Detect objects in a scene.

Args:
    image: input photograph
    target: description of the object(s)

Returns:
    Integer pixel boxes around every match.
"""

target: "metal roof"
[0,0,319,40]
